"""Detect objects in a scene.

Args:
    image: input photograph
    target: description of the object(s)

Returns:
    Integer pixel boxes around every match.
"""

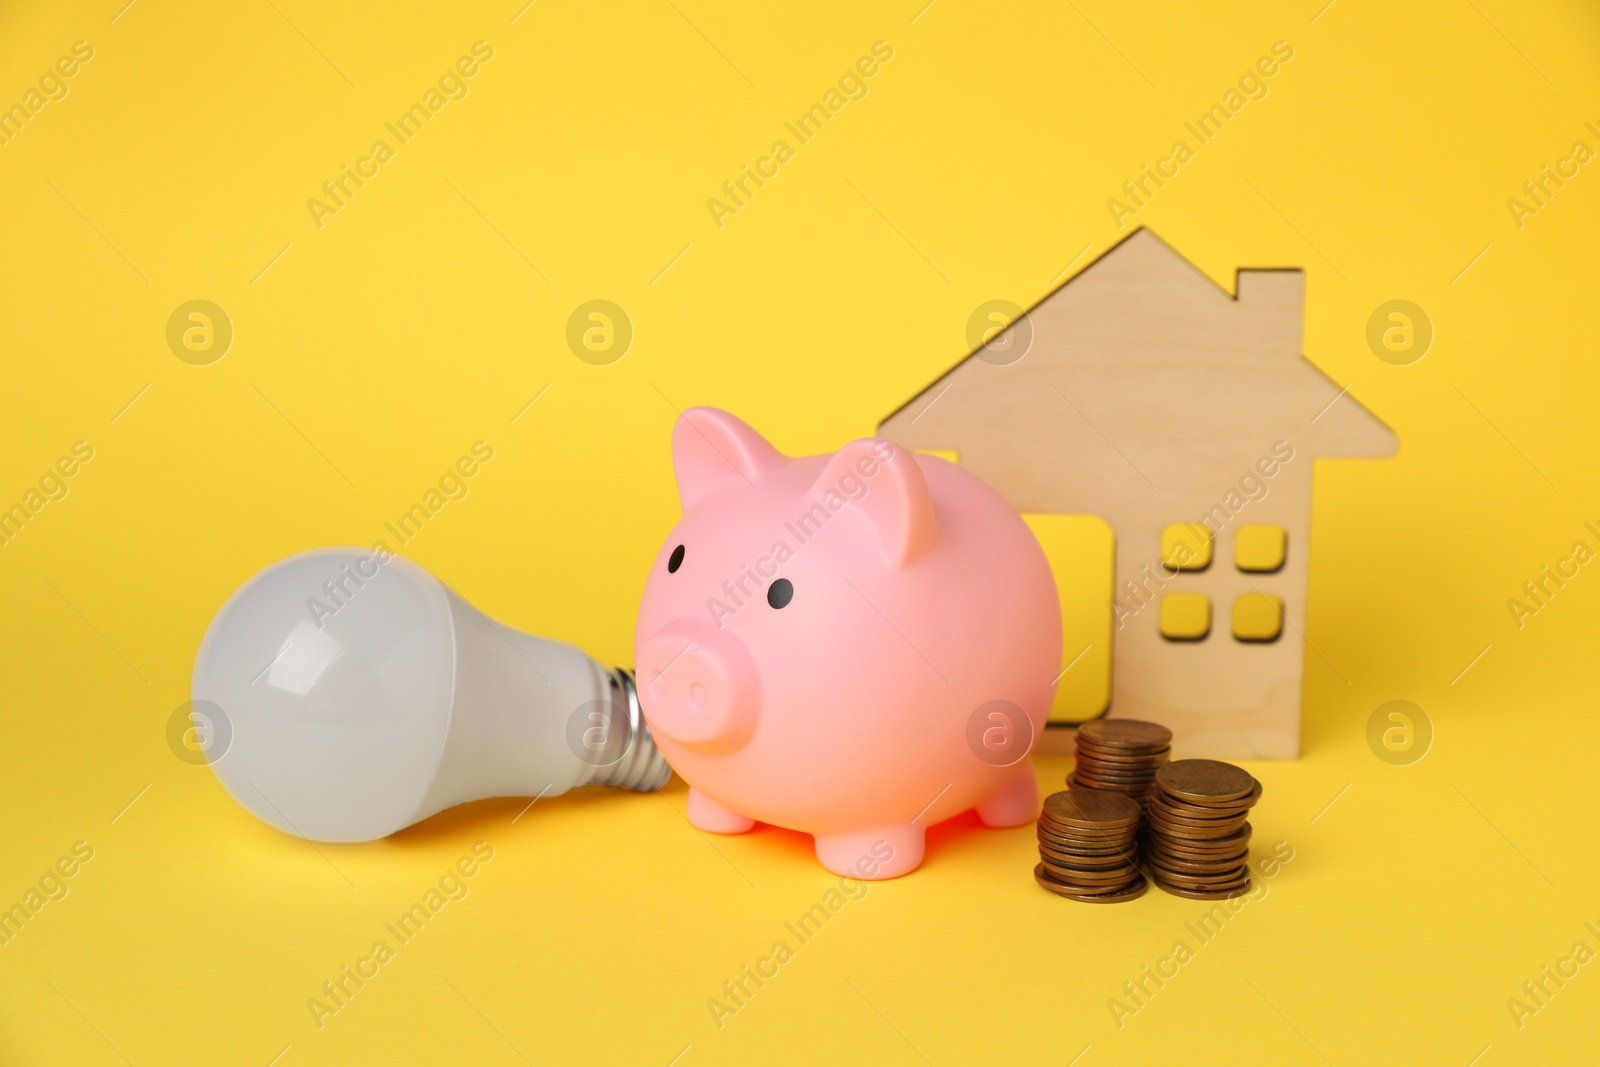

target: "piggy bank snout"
[637,623,758,753]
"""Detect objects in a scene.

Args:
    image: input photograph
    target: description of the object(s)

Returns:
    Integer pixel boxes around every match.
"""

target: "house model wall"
[879,229,1395,759]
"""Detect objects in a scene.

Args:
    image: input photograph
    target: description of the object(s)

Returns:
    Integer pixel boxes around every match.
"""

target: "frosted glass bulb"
[191,548,669,841]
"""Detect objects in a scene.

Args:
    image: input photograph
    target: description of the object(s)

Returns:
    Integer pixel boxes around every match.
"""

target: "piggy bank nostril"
[690,683,706,708]
[644,642,697,691]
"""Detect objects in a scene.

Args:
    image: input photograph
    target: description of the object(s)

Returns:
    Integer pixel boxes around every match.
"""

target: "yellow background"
[3,0,1598,1063]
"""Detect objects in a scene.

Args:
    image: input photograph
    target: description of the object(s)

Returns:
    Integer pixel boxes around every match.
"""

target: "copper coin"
[1143,840,1248,862]
[1035,865,1149,902]
[1147,794,1247,818]
[1147,798,1252,818]
[1072,770,1155,786]
[1058,875,1149,903]
[1142,843,1250,866]
[1146,862,1249,886]
[1144,811,1250,837]
[1152,786,1251,812]
[1152,851,1248,876]
[1068,776,1145,794]
[1078,720,1173,749]
[1040,860,1141,886]
[1044,786,1142,813]
[1039,845,1138,869]
[1150,872,1252,896]
[1041,858,1137,878]
[1074,784,1153,797]
[1212,778,1262,809]
[1068,771,1145,790]
[1039,873,1139,891]
[1075,777,1152,793]
[1144,805,1250,829]
[1145,819,1254,844]
[1038,869,1140,890]
[1077,744,1162,759]
[1073,783,1153,796]
[1076,753,1169,770]
[1148,874,1249,895]
[1036,828,1133,850]
[1077,769,1162,783]
[1145,831,1241,857]
[1038,816,1135,836]
[1039,834,1136,856]
[1147,857,1249,878]
[1145,854,1246,877]
[1076,773,1159,788]
[1078,729,1170,749]
[1037,827,1133,848]
[1042,790,1141,829]
[1144,833,1246,855]
[1036,844,1139,863]
[1047,878,1143,895]
[1039,847,1136,865]
[1081,739,1171,764]
[1152,812,1248,838]
[1153,778,1262,812]
[1144,839,1249,861]
[1068,758,1158,777]
[1146,819,1252,842]
[1145,796,1241,825]
[1158,873,1250,893]
[1078,735,1168,750]
[1149,816,1251,839]
[1038,842,1136,862]
[1142,824,1252,852]
[1154,760,1257,804]
[1073,775,1155,791]
[1037,833,1136,855]
[1036,825,1139,844]
[1074,763,1157,780]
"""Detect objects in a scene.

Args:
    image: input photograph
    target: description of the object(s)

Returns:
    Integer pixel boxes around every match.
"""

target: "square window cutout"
[1160,593,1211,640]
[1161,523,1212,571]
[1235,525,1286,572]
[1232,594,1284,641]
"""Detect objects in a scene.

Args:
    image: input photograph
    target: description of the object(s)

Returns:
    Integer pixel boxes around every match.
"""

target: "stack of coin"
[1143,759,1262,899]
[1069,719,1172,805]
[1034,789,1147,903]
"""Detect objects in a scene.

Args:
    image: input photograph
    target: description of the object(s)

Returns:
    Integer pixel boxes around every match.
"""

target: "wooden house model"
[879,229,1394,759]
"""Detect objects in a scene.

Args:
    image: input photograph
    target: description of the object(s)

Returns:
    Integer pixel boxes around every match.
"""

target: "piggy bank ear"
[810,439,937,566]
[673,407,785,509]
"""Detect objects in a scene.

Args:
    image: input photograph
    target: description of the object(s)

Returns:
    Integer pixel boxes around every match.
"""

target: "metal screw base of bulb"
[585,668,673,792]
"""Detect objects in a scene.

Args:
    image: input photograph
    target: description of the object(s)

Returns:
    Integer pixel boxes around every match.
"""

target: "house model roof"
[880,228,1395,525]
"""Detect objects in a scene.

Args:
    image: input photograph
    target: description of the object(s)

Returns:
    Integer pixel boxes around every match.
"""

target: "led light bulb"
[192,548,669,841]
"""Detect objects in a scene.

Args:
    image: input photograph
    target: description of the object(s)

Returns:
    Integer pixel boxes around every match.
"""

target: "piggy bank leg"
[686,787,756,834]
[814,826,925,880]
[975,761,1040,828]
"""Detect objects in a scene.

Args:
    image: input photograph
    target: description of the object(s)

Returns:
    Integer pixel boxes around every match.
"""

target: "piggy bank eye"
[668,545,685,573]
[767,578,793,609]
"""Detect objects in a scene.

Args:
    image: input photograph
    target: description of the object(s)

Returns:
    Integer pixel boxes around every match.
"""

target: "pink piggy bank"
[635,408,1061,879]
